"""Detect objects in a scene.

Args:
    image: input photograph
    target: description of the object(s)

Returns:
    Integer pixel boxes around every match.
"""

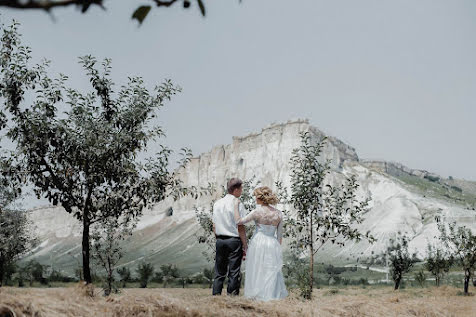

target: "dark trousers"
[212,236,243,296]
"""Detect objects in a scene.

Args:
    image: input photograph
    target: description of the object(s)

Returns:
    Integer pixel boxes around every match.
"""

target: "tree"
[136,262,154,288]
[202,267,213,288]
[381,233,417,290]
[0,0,241,25]
[0,21,185,284]
[153,271,164,284]
[0,208,37,286]
[21,259,48,286]
[425,243,453,287]
[0,151,37,287]
[278,132,374,299]
[160,263,179,287]
[413,269,426,288]
[117,266,131,288]
[438,222,476,295]
[91,216,135,295]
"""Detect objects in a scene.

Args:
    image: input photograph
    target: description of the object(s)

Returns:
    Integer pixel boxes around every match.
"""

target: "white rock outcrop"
[26,119,476,271]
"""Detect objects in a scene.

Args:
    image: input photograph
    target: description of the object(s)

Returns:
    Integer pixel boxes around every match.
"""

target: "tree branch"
[153,0,179,7]
[0,0,103,11]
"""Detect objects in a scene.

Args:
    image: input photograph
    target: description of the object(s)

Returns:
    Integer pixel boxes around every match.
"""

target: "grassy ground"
[395,174,476,207]
[1,284,475,317]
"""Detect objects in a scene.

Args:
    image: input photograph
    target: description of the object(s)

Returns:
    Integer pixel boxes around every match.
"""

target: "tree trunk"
[464,269,470,294]
[435,276,440,287]
[82,214,92,284]
[0,257,4,287]
[107,258,112,296]
[309,213,314,299]
[394,276,401,290]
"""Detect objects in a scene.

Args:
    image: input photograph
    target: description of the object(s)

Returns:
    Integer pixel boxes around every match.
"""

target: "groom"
[212,177,248,296]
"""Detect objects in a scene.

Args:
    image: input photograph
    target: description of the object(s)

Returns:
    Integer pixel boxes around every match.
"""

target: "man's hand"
[237,224,247,252]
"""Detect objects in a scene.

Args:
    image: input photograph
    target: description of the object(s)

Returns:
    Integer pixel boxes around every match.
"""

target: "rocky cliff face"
[177,119,358,193]
[25,119,476,274]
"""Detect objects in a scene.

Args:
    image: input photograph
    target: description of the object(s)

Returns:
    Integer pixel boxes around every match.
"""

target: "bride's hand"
[242,249,247,261]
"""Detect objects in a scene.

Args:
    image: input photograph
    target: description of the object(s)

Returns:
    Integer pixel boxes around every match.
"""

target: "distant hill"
[24,119,476,276]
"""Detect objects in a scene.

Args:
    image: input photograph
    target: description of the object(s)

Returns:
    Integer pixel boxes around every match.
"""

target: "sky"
[1,0,475,194]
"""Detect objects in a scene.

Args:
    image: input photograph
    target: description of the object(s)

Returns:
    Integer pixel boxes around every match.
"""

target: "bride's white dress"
[236,205,288,301]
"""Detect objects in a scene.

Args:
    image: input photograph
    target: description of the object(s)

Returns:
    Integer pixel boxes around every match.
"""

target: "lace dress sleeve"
[236,207,258,225]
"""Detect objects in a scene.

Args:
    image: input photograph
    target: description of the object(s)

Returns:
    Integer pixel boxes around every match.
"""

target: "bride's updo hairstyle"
[253,186,279,205]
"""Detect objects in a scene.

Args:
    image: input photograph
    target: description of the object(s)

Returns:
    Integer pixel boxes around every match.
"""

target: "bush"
[136,262,154,288]
[414,269,426,287]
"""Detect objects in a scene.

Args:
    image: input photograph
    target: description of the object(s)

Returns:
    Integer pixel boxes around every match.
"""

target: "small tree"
[414,269,426,288]
[117,267,131,288]
[381,233,417,290]
[0,183,37,287]
[91,216,135,295]
[202,267,213,288]
[153,271,164,284]
[0,156,37,287]
[438,222,476,295]
[136,262,154,288]
[0,21,184,284]
[278,132,374,299]
[160,263,180,288]
[0,209,38,286]
[425,243,453,287]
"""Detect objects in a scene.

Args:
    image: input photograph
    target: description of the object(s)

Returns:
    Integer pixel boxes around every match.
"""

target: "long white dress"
[236,205,288,301]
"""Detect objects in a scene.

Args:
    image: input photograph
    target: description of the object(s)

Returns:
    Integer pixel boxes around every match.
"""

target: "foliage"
[91,216,135,295]
[136,262,154,288]
[438,222,476,294]
[425,243,453,287]
[0,20,186,284]
[414,269,426,288]
[277,131,374,299]
[0,145,37,287]
[159,263,180,287]
[195,177,258,261]
[282,251,311,298]
[0,0,242,24]
[117,267,132,288]
[380,233,417,290]
[0,208,37,287]
[48,269,76,283]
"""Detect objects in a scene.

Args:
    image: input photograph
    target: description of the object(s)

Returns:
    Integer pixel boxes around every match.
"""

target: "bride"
[235,186,288,301]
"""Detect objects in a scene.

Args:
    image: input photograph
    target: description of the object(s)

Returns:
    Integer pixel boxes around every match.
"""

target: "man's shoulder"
[214,195,230,207]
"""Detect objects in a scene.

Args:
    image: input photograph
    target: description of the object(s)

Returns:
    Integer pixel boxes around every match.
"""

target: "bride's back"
[253,205,282,227]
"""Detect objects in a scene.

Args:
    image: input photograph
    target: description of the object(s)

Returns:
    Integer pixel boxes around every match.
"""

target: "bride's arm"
[235,204,256,225]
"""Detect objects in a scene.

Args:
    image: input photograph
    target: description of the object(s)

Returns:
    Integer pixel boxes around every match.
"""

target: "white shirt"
[212,194,247,237]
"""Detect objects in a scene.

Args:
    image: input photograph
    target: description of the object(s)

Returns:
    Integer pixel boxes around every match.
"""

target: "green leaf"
[132,6,152,25]
[197,0,206,16]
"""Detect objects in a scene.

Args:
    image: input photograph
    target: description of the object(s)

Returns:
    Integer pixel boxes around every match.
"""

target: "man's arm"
[238,224,248,251]
[234,199,248,252]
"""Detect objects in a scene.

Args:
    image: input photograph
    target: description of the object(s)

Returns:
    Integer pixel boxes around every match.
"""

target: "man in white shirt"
[212,177,248,296]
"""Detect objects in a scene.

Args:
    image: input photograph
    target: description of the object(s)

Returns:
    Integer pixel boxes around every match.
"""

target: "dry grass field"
[0,284,474,317]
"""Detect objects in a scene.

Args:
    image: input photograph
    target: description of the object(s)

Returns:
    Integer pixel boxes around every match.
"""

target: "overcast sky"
[2,0,475,189]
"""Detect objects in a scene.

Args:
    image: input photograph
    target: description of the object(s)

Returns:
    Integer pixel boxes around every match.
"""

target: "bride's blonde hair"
[253,186,279,205]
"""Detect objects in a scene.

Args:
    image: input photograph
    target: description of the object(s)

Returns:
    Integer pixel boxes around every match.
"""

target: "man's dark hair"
[227,178,243,194]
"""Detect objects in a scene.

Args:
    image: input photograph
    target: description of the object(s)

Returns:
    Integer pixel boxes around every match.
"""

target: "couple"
[212,178,288,301]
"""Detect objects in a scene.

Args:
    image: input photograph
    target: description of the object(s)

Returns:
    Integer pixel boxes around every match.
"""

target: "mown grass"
[1,284,475,316]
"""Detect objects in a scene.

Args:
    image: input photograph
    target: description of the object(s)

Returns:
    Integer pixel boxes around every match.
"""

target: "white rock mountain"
[24,119,476,275]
